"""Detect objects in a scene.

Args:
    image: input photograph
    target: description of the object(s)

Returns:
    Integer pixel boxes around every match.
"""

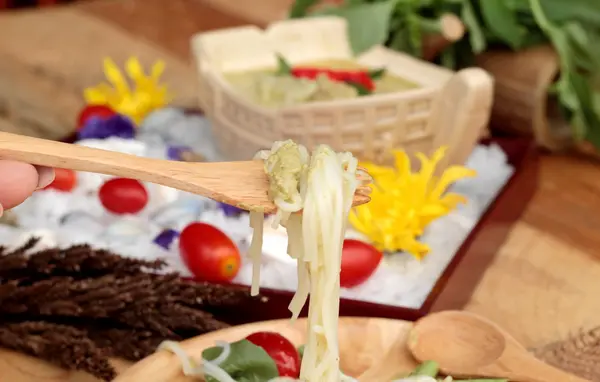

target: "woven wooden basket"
[191,17,493,169]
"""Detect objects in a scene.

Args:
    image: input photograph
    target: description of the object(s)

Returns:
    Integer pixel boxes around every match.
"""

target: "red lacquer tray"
[62,131,538,323]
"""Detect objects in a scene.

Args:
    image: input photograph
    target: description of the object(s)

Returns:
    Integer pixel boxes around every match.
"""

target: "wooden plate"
[114,317,418,382]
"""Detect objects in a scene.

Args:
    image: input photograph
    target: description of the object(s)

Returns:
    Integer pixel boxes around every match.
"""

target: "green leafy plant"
[289,0,600,149]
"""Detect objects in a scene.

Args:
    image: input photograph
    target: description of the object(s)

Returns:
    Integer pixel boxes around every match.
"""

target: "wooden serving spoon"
[408,311,589,382]
[0,132,371,213]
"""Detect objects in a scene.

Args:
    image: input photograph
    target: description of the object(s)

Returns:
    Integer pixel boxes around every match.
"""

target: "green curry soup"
[223,59,418,108]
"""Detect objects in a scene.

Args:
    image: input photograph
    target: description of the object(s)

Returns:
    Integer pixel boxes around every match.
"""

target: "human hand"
[0,161,54,216]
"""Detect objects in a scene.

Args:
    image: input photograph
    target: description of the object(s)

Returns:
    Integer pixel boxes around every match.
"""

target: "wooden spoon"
[408,310,589,382]
[0,132,371,213]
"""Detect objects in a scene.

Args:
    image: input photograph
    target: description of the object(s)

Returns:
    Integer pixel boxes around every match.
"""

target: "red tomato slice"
[77,104,116,130]
[179,222,241,283]
[340,239,383,288]
[99,178,148,215]
[246,331,300,378]
[44,168,77,192]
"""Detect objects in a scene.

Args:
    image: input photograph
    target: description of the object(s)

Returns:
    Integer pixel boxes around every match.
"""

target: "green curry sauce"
[223,59,418,108]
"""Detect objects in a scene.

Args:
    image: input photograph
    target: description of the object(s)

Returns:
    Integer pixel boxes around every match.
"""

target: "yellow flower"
[84,57,172,124]
[349,146,476,260]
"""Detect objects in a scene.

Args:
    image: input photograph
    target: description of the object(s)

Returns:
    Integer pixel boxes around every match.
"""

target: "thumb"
[0,161,46,211]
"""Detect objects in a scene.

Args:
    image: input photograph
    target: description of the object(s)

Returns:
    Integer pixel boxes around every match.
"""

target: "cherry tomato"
[99,178,148,214]
[179,222,241,282]
[77,104,116,130]
[44,168,77,192]
[340,239,383,288]
[246,331,300,378]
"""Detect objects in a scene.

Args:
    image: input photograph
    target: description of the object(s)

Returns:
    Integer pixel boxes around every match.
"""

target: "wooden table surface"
[1,0,600,379]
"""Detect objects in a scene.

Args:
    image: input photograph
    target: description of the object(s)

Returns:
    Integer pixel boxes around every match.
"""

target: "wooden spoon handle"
[508,357,590,382]
[0,131,188,183]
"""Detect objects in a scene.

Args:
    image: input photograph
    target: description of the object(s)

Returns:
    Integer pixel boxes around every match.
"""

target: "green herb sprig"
[203,339,279,382]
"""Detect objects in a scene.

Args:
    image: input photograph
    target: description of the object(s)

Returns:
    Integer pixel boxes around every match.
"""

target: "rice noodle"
[210,341,232,366]
[248,211,264,296]
[249,140,358,382]
[157,341,199,376]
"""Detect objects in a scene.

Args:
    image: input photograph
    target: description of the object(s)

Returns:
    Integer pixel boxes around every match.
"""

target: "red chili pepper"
[324,70,347,82]
[340,71,375,91]
[290,67,376,92]
[335,72,374,91]
[291,68,324,80]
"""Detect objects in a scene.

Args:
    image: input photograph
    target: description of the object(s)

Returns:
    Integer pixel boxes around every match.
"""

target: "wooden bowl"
[113,317,418,382]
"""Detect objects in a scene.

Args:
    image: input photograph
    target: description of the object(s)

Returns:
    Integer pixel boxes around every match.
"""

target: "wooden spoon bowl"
[409,311,589,382]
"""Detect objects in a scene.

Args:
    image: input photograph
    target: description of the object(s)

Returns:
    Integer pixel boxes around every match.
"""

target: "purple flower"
[77,114,136,140]
[167,145,192,161]
[153,229,180,250]
[218,202,245,217]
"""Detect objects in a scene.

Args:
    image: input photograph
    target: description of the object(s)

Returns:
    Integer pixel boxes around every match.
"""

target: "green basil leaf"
[519,29,550,48]
[478,0,526,49]
[409,360,439,377]
[563,22,600,74]
[318,0,397,54]
[289,0,320,18]
[369,68,386,79]
[570,72,600,146]
[297,344,305,359]
[346,81,372,96]
[538,0,600,27]
[389,26,414,54]
[344,0,367,5]
[503,0,532,12]
[440,46,457,69]
[406,13,423,57]
[276,55,292,75]
[310,6,342,16]
[461,0,487,54]
[202,339,278,382]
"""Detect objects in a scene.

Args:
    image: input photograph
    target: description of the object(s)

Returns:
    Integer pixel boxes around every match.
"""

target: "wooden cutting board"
[0,1,199,140]
[0,349,130,382]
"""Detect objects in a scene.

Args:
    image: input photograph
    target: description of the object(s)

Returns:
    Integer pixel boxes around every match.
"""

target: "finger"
[0,160,41,210]
[34,165,55,189]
